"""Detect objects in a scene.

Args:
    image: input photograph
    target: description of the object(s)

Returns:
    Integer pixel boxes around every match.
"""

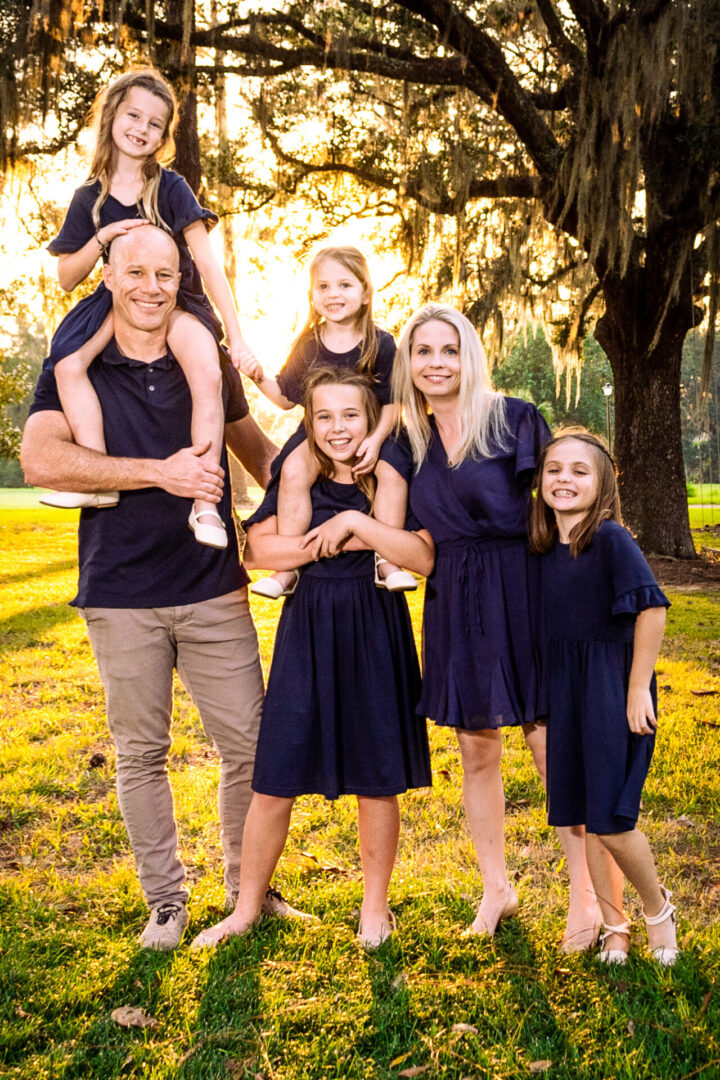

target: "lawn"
[1,508,719,1079]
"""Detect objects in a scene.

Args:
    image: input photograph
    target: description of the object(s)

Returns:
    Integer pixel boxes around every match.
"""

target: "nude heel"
[643,885,680,967]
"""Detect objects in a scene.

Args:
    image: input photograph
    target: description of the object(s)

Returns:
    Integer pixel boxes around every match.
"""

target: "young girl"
[191,367,434,950]
[41,68,259,549]
[250,245,416,596]
[529,430,679,965]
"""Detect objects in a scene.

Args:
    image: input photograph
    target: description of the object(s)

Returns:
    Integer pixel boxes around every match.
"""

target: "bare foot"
[561,900,602,953]
[357,907,396,948]
[467,882,518,937]
[190,912,258,950]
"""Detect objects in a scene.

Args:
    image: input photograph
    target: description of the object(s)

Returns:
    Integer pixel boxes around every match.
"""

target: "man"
[21,225,294,949]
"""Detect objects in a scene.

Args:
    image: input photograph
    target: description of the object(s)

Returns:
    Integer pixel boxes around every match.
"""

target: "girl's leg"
[585,832,629,958]
[372,461,416,591]
[356,794,400,945]
[523,722,599,949]
[191,793,295,947]
[253,442,319,596]
[168,311,226,548]
[456,727,518,935]
[42,315,119,508]
[595,829,678,956]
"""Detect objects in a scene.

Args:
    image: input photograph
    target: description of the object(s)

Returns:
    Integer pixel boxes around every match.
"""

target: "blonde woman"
[391,303,598,949]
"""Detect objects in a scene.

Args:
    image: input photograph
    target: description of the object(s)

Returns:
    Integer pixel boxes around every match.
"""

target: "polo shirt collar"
[103,337,176,369]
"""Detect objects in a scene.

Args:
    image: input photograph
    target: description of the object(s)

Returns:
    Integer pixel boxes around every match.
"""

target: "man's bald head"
[102,224,182,344]
[107,223,180,271]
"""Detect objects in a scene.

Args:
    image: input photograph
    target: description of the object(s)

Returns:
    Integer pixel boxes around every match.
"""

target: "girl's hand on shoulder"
[352,434,381,476]
[626,687,658,735]
[301,511,359,560]
[96,218,150,248]
[231,339,263,381]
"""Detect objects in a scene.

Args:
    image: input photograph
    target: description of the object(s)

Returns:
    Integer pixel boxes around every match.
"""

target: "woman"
[390,303,597,947]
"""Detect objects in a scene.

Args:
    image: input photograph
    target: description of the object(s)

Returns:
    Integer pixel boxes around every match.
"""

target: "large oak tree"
[7,0,720,555]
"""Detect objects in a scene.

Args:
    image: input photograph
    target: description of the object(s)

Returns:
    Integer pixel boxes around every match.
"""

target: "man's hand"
[155,441,225,501]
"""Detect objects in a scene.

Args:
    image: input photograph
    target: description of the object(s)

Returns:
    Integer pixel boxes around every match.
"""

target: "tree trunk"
[157,0,201,192]
[595,302,696,558]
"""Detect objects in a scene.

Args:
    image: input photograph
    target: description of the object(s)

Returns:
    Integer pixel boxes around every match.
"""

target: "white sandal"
[374,555,417,592]
[357,909,396,949]
[188,507,228,549]
[251,569,300,599]
[39,490,119,509]
[643,885,680,967]
[598,919,631,964]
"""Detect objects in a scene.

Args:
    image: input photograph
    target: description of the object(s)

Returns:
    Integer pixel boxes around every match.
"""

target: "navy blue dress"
[541,520,669,834]
[406,397,551,730]
[46,169,222,369]
[277,329,396,407]
[245,468,431,800]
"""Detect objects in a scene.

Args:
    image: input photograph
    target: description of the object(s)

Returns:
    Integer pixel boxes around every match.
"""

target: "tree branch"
[535,0,584,69]
[391,0,561,176]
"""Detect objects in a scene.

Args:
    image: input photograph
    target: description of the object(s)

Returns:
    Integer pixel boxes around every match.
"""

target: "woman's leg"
[523,722,598,949]
[456,727,517,935]
[191,792,294,947]
[356,794,400,944]
[168,311,225,545]
[595,828,677,955]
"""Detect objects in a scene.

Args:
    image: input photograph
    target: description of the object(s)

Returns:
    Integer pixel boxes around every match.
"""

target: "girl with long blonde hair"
[42,68,258,549]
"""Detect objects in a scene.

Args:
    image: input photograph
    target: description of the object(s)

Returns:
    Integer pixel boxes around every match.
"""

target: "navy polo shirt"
[29,338,250,607]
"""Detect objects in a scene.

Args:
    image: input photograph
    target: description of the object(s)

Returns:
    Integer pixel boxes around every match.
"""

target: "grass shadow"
[0,601,80,657]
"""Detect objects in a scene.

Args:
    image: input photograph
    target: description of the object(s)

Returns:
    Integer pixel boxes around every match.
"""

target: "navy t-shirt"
[276,328,396,406]
[29,339,250,607]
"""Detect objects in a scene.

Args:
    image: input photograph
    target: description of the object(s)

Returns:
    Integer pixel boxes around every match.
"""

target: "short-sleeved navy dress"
[46,169,222,369]
[245,461,431,800]
[406,397,551,730]
[541,519,670,834]
[273,329,397,464]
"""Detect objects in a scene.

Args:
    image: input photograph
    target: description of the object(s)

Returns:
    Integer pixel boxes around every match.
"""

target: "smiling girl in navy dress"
[42,69,258,549]
[529,430,679,965]
[191,367,434,951]
[249,246,416,598]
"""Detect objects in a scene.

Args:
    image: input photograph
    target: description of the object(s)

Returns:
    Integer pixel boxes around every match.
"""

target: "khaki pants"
[80,590,263,909]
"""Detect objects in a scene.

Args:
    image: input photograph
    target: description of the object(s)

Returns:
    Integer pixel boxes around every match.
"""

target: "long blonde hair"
[289,247,379,376]
[85,69,178,232]
[392,303,509,467]
[303,366,380,506]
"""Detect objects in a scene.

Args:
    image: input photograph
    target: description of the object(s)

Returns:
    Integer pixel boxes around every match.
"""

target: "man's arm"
[21,410,225,501]
[224,412,278,490]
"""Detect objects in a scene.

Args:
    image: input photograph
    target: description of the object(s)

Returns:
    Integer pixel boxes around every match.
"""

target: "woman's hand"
[352,433,383,476]
[301,511,360,560]
[626,686,657,735]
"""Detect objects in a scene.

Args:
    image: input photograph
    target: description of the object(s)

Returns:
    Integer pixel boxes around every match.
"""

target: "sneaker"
[138,902,188,951]
[225,885,319,922]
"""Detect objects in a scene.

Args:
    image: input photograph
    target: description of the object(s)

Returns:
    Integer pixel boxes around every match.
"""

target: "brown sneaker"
[138,902,188,951]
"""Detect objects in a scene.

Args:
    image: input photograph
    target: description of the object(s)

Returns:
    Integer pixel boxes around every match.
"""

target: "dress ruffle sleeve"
[164,172,219,235]
[513,400,551,477]
[611,584,670,617]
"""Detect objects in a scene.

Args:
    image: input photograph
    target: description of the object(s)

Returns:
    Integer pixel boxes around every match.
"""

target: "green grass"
[687,483,720,505]
[1,510,719,1079]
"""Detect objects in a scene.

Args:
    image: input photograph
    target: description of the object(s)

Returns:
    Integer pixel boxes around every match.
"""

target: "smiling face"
[541,437,600,537]
[103,227,181,336]
[310,384,370,471]
[111,86,171,162]
[409,318,461,403]
[310,257,367,328]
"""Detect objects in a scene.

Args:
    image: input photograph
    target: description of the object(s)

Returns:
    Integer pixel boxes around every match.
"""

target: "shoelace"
[155,903,182,925]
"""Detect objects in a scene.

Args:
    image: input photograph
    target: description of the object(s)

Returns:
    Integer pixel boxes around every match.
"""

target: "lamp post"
[602,383,613,451]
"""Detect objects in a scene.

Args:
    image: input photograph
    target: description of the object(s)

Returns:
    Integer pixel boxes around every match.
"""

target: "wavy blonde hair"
[290,246,379,376]
[85,69,178,232]
[392,303,509,467]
